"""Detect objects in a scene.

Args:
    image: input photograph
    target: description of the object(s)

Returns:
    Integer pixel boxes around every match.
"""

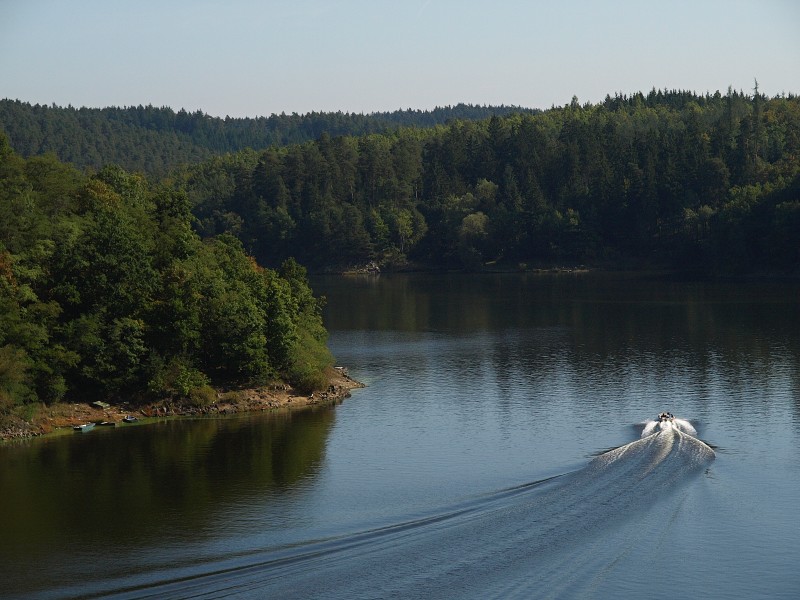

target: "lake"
[1,272,798,599]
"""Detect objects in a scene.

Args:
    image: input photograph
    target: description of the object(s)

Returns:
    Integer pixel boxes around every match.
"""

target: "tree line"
[0,100,537,176]
[1,135,332,416]
[181,88,800,274]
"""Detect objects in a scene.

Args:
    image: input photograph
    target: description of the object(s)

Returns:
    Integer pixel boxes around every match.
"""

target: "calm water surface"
[1,273,798,599]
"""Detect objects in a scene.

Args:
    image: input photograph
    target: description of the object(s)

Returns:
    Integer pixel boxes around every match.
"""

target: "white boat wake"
[59,415,716,600]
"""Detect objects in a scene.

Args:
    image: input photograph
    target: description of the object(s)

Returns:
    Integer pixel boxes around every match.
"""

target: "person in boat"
[658,412,674,422]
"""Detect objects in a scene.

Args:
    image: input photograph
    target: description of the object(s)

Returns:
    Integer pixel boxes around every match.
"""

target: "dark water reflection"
[321,272,800,421]
[322,271,798,344]
[0,409,334,595]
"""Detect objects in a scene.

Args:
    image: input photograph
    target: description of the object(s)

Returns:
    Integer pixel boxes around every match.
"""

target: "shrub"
[286,330,333,394]
[148,355,210,399]
[219,390,246,403]
[188,384,217,407]
[0,345,33,412]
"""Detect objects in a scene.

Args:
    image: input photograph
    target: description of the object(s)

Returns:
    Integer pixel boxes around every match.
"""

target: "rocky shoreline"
[1,367,364,442]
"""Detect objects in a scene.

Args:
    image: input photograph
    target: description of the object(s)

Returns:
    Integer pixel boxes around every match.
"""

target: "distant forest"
[0,100,537,175]
[2,88,799,277]
[175,88,800,274]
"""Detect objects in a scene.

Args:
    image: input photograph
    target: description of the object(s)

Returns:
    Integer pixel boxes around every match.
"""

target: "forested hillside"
[0,135,332,416]
[0,100,536,175]
[180,89,800,274]
[2,87,799,423]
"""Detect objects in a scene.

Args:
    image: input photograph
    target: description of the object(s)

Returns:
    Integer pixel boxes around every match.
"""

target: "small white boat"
[122,416,138,424]
[641,412,698,438]
[73,423,95,432]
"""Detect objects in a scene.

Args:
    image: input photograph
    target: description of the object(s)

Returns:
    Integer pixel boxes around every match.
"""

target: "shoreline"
[325,259,799,281]
[0,367,364,442]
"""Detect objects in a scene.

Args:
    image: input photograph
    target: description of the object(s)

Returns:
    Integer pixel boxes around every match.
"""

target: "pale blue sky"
[2,0,798,117]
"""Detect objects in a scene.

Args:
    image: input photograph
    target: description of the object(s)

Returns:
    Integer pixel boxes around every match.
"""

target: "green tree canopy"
[0,136,333,413]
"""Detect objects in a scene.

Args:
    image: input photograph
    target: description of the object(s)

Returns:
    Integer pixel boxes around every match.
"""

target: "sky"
[1,0,799,118]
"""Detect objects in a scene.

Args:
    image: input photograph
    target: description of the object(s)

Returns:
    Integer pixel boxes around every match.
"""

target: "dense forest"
[1,135,332,417]
[0,100,536,175]
[2,87,799,421]
[180,88,800,274]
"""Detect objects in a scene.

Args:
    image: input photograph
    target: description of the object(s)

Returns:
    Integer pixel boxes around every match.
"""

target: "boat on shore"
[122,416,138,423]
[73,423,95,432]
